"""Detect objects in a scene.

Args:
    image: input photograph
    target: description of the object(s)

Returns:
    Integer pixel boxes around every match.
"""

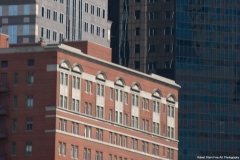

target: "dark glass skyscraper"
[109,0,175,79]
[176,0,240,159]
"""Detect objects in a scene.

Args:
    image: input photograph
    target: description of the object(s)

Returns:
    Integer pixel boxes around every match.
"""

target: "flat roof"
[0,43,181,89]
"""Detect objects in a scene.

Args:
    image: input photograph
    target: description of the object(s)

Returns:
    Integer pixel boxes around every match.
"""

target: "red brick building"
[0,33,180,160]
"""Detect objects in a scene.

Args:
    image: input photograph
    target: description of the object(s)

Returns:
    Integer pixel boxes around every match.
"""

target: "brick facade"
[0,40,180,160]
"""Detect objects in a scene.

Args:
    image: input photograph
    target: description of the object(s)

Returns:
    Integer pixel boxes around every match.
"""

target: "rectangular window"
[53,31,57,41]
[135,10,140,19]
[13,96,18,108]
[91,5,94,15]
[135,44,140,53]
[97,7,100,17]
[1,61,8,68]
[8,25,18,44]
[91,24,94,34]
[25,142,32,154]
[142,119,145,130]
[97,26,100,36]
[60,13,64,23]
[102,28,105,38]
[124,114,127,125]
[145,99,149,110]
[119,112,122,124]
[170,149,174,159]
[134,61,140,69]
[88,81,92,93]
[103,9,105,19]
[0,6,2,16]
[59,33,64,42]
[131,116,134,127]
[85,22,88,32]
[124,137,127,147]
[109,132,112,143]
[27,59,34,67]
[167,126,170,137]
[27,72,34,84]
[171,106,174,117]
[85,3,88,13]
[13,73,18,86]
[114,134,117,145]
[145,120,149,131]
[135,117,138,128]
[109,109,112,121]
[42,7,44,17]
[59,119,62,130]
[60,95,63,107]
[47,9,51,19]
[119,135,122,146]
[26,118,33,131]
[165,11,170,19]
[64,74,68,86]
[23,24,29,36]
[165,44,170,53]
[115,111,118,123]
[63,120,67,131]
[167,148,170,158]
[148,44,155,53]
[171,127,174,138]
[84,148,87,159]
[71,122,75,134]
[41,27,44,37]
[167,105,170,116]
[58,142,62,154]
[75,146,78,158]
[125,93,128,104]
[110,88,113,100]
[9,5,18,16]
[85,80,88,92]
[12,119,17,132]
[164,27,171,35]
[27,95,33,108]
[149,28,157,36]
[46,29,51,39]
[24,5,30,15]
[75,123,79,134]
[60,0,64,4]
[88,149,91,160]
[11,142,16,156]
[71,145,74,158]
[135,27,140,36]
[149,11,158,20]
[62,143,66,156]
[64,96,67,109]
[53,11,58,21]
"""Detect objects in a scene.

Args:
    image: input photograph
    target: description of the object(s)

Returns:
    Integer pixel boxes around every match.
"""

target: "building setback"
[0,0,112,47]
[0,34,180,160]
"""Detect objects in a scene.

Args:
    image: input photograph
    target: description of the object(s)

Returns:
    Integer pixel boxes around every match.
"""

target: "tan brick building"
[0,33,180,160]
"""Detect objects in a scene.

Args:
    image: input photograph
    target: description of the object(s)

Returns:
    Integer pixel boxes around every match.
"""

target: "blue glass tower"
[176,0,240,159]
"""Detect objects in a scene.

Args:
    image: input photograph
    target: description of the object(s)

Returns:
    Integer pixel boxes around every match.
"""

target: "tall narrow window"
[12,119,17,132]
[13,96,18,108]
[11,142,16,156]
[27,73,34,84]
[25,142,32,154]
[13,73,18,85]
[42,7,45,17]
[27,95,33,108]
